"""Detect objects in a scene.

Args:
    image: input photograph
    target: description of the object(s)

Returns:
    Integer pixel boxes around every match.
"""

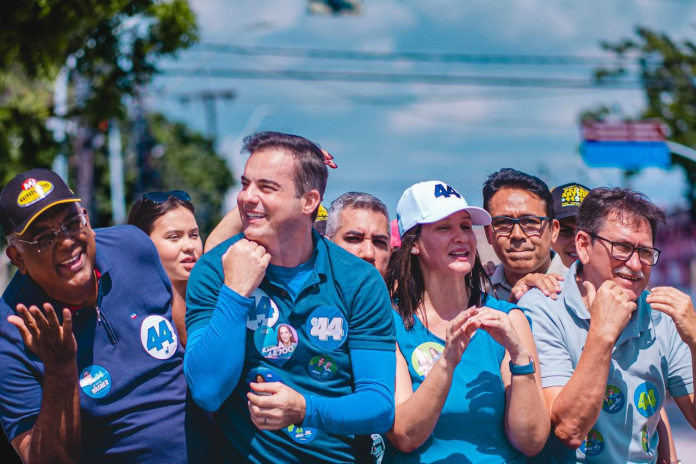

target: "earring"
[411,248,419,255]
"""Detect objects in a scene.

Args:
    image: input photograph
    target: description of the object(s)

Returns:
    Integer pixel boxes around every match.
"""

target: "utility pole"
[178,89,236,142]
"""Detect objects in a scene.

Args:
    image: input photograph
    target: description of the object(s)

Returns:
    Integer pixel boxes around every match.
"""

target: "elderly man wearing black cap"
[0,169,216,463]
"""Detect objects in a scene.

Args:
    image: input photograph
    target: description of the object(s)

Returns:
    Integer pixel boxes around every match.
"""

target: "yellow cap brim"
[16,198,82,236]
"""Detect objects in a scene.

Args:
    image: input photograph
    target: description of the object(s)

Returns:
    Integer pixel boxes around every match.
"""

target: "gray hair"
[326,192,390,239]
[7,233,23,252]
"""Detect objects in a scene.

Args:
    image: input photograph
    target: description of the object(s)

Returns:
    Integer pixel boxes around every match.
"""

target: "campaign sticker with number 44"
[306,306,348,350]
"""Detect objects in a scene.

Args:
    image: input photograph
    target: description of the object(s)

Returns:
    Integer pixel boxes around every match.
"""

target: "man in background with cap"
[0,169,216,463]
[482,168,565,302]
[550,182,590,268]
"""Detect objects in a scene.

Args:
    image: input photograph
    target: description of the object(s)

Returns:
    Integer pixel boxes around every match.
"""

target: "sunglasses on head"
[143,190,191,204]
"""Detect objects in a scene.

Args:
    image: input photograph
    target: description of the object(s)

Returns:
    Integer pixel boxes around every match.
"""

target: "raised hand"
[469,307,527,359]
[647,286,696,348]
[584,280,637,344]
[222,238,271,297]
[440,307,481,369]
[247,382,306,430]
[510,272,564,303]
[8,303,77,373]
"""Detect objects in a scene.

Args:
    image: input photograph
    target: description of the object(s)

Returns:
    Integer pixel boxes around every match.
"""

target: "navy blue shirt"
[0,225,216,463]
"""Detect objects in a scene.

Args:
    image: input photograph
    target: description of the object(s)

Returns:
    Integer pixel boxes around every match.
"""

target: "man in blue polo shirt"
[0,169,216,462]
[184,131,396,463]
[520,187,696,462]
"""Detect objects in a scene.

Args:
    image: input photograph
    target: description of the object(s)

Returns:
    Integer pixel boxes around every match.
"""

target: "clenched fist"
[223,239,271,297]
[585,280,637,344]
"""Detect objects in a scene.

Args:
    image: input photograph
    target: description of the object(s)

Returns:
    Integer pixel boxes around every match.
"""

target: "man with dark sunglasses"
[0,169,216,462]
[520,187,696,462]
[482,168,564,302]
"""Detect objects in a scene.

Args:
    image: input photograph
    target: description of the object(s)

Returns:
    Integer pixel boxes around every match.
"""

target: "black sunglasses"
[143,190,191,203]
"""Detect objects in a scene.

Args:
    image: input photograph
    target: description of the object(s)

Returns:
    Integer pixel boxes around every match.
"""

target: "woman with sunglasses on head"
[385,181,549,463]
[128,190,202,346]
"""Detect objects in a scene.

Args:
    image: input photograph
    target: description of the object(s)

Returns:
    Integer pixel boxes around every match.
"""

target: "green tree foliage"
[590,27,696,209]
[90,114,233,237]
[0,0,199,177]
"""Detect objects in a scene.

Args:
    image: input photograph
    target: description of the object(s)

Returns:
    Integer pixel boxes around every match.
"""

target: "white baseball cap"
[396,180,491,238]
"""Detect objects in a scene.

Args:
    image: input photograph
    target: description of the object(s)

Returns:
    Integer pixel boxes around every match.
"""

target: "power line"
[192,43,638,67]
[160,67,641,89]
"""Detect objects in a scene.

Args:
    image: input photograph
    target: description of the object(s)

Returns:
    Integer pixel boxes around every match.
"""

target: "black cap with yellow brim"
[0,168,81,236]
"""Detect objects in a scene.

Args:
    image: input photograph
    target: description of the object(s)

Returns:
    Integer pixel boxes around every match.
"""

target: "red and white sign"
[581,120,668,142]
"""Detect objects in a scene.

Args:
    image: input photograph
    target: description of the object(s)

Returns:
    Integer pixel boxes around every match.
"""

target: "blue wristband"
[509,356,535,375]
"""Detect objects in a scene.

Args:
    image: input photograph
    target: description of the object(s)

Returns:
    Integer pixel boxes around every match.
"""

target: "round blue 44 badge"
[634,382,660,418]
[306,306,348,350]
[79,365,112,399]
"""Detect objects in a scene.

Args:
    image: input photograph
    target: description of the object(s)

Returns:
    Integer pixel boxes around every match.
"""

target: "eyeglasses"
[589,232,661,266]
[143,190,191,203]
[490,215,550,237]
[16,214,88,253]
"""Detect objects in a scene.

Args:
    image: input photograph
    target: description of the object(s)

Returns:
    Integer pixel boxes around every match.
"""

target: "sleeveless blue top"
[386,294,525,463]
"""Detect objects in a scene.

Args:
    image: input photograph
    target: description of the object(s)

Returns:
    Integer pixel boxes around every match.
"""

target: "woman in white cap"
[384,181,549,463]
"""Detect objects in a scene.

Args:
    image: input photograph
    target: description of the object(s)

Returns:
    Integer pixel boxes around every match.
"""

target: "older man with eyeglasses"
[0,169,216,463]
[519,187,696,462]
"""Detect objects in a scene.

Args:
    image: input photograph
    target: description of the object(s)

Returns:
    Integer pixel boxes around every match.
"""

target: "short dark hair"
[577,187,665,243]
[326,192,390,239]
[128,195,196,236]
[242,132,328,220]
[482,168,554,218]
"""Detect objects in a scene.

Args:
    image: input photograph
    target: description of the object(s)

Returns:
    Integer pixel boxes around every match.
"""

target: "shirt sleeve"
[519,291,573,388]
[185,246,253,411]
[666,315,694,398]
[0,324,42,441]
[346,267,396,351]
[302,348,395,435]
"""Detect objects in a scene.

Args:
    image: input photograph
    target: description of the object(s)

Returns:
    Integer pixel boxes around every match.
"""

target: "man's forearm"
[29,367,80,463]
[551,331,614,448]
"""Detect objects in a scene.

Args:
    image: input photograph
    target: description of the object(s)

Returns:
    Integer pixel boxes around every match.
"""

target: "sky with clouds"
[150,0,696,217]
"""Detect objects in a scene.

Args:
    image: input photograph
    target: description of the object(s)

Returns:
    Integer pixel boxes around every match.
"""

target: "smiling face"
[331,207,391,276]
[238,149,316,252]
[485,188,559,277]
[553,216,578,267]
[577,214,653,301]
[10,203,96,306]
[416,210,476,278]
[278,325,293,345]
[148,206,202,284]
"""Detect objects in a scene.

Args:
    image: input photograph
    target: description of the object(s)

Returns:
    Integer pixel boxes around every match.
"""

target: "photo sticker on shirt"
[285,424,317,444]
[246,367,283,395]
[641,425,651,453]
[411,342,444,378]
[308,355,338,382]
[246,288,280,331]
[80,365,112,399]
[255,323,298,366]
[306,306,348,350]
[602,384,625,414]
[579,429,605,457]
[634,382,660,418]
[140,315,178,360]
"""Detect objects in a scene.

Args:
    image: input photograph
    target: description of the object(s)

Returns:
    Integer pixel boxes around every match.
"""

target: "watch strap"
[509,355,535,375]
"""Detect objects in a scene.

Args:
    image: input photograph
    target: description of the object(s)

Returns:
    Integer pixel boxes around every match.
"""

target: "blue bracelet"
[509,356,536,375]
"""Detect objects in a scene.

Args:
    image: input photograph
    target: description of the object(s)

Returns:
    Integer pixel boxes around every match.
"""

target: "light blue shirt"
[520,262,693,463]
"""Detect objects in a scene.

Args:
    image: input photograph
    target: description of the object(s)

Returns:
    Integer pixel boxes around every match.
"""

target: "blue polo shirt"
[186,231,396,463]
[0,225,216,462]
[520,262,693,463]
